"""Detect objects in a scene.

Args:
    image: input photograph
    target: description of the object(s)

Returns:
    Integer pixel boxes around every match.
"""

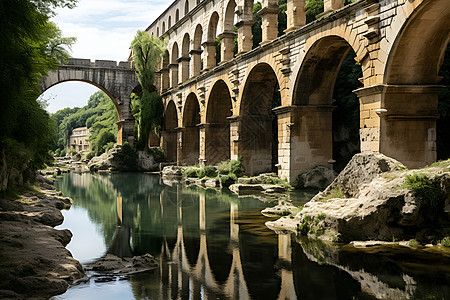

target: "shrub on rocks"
[217,157,244,177]
[220,173,237,188]
[203,166,217,178]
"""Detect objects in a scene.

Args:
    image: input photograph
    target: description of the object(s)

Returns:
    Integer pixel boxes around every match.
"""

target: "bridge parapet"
[65,58,134,69]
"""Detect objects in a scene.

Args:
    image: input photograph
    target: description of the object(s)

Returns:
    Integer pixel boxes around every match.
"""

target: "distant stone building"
[68,127,91,153]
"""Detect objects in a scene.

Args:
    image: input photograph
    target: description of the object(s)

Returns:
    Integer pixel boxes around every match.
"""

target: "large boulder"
[136,150,158,171]
[87,253,158,275]
[266,153,450,243]
[88,146,131,172]
[313,152,406,200]
[88,145,155,172]
[229,183,286,195]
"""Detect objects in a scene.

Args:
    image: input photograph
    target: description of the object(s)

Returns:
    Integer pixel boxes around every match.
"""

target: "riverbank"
[0,174,84,299]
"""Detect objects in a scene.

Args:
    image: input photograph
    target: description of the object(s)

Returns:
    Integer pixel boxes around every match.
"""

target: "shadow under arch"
[238,62,280,175]
[162,100,178,163]
[379,0,450,167]
[181,92,200,165]
[204,79,232,165]
[192,24,203,76]
[39,61,140,145]
[290,35,361,175]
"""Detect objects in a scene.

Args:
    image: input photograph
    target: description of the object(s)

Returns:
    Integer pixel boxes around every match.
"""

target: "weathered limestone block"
[313,152,406,200]
[295,166,337,190]
[229,183,286,195]
[161,165,184,177]
[266,154,450,243]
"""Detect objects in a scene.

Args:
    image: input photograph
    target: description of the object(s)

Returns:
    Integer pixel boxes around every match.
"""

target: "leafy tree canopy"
[131,31,166,149]
[52,91,118,156]
[0,0,77,176]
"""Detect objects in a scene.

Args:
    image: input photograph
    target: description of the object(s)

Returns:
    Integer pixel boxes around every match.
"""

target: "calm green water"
[52,172,450,299]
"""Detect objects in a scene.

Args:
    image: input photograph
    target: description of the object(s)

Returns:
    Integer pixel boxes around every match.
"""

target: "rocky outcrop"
[266,153,450,243]
[314,152,407,200]
[296,237,450,299]
[87,253,158,276]
[136,150,159,171]
[261,201,300,217]
[161,165,184,177]
[295,166,337,190]
[88,145,159,172]
[229,183,287,196]
[0,174,84,299]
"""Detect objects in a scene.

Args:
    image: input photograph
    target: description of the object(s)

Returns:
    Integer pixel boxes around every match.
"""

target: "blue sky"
[41,0,168,113]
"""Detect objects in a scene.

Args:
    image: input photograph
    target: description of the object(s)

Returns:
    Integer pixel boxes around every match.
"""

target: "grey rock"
[136,150,158,171]
[313,152,406,201]
[261,202,298,217]
[267,153,450,243]
[296,166,337,190]
[161,165,184,177]
[205,179,220,188]
[88,145,161,172]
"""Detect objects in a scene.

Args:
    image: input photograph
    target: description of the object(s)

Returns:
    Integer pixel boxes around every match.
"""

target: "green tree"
[252,2,263,48]
[306,0,324,22]
[131,31,166,149]
[52,91,119,156]
[278,0,287,36]
[0,0,77,189]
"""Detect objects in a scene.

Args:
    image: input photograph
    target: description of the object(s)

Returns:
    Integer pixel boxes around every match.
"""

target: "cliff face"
[267,152,450,243]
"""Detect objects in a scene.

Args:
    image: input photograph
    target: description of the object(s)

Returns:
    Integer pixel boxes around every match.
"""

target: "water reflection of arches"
[62,173,447,299]
[153,187,298,299]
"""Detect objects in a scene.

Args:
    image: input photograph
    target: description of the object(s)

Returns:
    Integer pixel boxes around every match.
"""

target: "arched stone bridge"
[148,0,449,182]
[39,58,139,145]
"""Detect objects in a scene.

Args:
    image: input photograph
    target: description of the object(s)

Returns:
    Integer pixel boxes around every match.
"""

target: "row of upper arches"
[157,1,238,88]
[153,0,205,37]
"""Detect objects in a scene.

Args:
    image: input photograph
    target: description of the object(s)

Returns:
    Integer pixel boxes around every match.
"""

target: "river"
[52,172,449,299]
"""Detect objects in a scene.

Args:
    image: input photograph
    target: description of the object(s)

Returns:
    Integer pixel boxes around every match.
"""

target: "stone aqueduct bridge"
[149,0,449,182]
[40,0,449,183]
[39,58,139,145]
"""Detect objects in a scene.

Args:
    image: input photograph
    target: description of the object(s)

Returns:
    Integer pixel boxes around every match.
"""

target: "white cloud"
[51,0,168,61]
[43,0,168,111]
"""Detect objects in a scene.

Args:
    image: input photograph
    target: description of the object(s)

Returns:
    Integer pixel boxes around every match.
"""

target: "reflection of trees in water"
[56,172,163,251]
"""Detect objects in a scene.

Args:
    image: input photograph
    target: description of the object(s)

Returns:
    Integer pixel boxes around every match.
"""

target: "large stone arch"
[236,63,280,175]
[284,35,359,180]
[41,79,122,120]
[220,0,237,62]
[202,79,232,166]
[162,100,179,162]
[160,50,170,92]
[367,0,450,168]
[39,60,139,145]
[170,42,179,87]
[191,24,203,77]
[181,93,201,165]
[180,33,191,82]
